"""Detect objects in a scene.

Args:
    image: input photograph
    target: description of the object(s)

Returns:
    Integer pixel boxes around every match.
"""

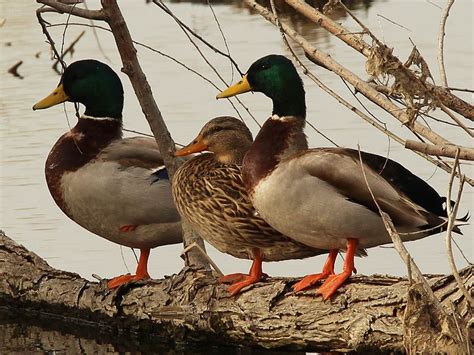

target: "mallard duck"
[172,116,325,295]
[217,54,468,299]
[33,59,182,289]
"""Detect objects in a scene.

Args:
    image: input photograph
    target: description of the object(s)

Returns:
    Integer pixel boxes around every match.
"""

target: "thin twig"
[83,0,112,63]
[444,150,472,306]
[153,0,260,127]
[53,30,85,74]
[36,8,66,68]
[269,0,339,146]
[437,0,455,88]
[425,0,443,9]
[376,14,412,32]
[152,0,243,76]
[439,104,474,138]
[206,0,234,81]
[445,86,474,93]
[452,237,473,266]
[180,242,223,277]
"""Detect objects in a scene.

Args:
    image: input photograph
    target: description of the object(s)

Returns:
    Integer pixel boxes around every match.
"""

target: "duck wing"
[341,148,447,217]
[299,148,444,231]
[82,136,180,226]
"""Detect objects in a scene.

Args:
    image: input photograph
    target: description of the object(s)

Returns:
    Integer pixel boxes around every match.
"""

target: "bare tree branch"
[1,231,472,353]
[283,0,474,122]
[37,0,105,20]
[405,140,474,160]
[444,150,472,306]
[438,0,455,87]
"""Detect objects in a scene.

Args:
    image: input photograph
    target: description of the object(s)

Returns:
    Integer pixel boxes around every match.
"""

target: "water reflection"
[0,307,304,354]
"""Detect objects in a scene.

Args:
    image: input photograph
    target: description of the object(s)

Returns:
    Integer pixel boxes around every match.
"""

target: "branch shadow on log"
[0,231,471,353]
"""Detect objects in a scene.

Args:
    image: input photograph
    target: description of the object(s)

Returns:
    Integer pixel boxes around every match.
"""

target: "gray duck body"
[46,117,182,249]
[245,115,457,252]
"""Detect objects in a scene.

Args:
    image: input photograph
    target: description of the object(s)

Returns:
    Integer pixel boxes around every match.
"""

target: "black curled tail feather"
[440,197,470,220]
[452,211,470,235]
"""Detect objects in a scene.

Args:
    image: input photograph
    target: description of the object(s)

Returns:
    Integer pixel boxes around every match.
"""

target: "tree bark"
[0,231,471,353]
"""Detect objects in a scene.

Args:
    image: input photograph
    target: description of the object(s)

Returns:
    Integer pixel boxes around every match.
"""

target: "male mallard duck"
[217,54,468,299]
[172,116,325,295]
[33,60,182,289]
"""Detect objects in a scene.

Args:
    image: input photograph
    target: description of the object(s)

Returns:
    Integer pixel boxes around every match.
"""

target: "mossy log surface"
[0,231,471,353]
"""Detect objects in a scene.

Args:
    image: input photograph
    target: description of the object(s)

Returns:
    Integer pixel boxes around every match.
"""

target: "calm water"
[0,0,472,350]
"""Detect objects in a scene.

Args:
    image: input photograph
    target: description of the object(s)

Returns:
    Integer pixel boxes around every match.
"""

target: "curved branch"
[283,0,474,121]
[437,0,455,87]
[37,0,105,20]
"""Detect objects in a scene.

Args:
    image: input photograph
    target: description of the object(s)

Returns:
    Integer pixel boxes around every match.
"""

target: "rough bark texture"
[0,231,471,353]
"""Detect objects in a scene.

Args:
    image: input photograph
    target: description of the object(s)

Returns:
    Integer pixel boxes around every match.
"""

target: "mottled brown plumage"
[172,116,323,262]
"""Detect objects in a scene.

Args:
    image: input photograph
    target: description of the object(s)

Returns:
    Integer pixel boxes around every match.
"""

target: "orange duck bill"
[175,136,208,156]
[293,238,358,300]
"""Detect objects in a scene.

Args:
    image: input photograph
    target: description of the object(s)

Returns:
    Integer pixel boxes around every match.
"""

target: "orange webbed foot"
[227,273,263,296]
[293,249,338,293]
[107,272,150,289]
[219,273,248,284]
[224,248,265,296]
[316,270,352,300]
[316,238,358,300]
[219,272,269,285]
[293,272,332,292]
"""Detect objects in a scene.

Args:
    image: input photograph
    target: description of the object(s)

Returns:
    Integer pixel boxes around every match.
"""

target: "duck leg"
[219,248,268,285]
[225,248,264,296]
[107,248,151,289]
[293,249,338,292]
[316,238,357,300]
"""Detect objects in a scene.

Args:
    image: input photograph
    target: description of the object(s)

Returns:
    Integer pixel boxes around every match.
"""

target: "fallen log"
[0,231,471,353]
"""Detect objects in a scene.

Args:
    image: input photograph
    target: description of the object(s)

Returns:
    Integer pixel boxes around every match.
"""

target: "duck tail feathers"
[451,211,470,235]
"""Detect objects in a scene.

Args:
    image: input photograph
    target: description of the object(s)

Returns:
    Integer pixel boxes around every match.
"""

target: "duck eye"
[208,126,225,135]
[260,63,270,70]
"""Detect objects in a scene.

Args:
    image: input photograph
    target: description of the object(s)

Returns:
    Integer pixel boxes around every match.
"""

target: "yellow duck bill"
[216,74,252,99]
[33,83,70,110]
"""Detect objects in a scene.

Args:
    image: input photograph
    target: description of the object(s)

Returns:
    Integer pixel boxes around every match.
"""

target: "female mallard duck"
[33,60,182,289]
[172,116,325,295]
[217,54,468,299]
